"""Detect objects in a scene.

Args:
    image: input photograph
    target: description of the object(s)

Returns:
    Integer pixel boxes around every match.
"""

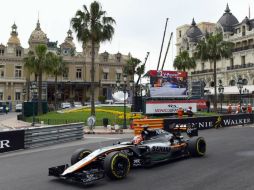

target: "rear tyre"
[71,148,92,165]
[104,152,130,180]
[188,137,206,157]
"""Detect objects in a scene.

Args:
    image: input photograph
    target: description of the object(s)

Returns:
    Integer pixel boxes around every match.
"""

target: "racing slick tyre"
[71,148,92,165]
[104,151,130,180]
[188,137,206,157]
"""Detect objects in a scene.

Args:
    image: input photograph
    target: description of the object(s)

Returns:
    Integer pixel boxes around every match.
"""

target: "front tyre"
[71,148,92,165]
[104,152,130,180]
[188,137,206,157]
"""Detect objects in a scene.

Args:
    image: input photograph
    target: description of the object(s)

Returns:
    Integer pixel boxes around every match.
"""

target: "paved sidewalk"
[0,112,31,130]
[0,113,134,135]
[84,126,133,134]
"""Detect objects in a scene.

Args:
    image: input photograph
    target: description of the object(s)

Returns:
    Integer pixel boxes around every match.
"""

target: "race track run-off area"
[1,127,254,190]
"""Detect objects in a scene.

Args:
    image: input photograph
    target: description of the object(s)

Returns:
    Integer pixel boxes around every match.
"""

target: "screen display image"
[148,70,188,97]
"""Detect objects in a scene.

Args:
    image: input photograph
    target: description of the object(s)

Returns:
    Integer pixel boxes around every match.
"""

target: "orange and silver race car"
[49,126,206,184]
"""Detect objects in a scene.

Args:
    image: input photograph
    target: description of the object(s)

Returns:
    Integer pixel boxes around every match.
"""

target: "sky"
[0,0,253,71]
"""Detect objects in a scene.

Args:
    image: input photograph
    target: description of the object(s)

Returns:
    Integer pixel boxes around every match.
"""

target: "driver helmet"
[132,135,143,145]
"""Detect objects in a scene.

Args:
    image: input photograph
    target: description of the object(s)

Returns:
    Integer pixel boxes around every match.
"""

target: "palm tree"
[195,33,233,112]
[34,44,49,114]
[173,51,196,72]
[124,57,141,80]
[24,51,36,101]
[46,52,68,110]
[71,1,115,116]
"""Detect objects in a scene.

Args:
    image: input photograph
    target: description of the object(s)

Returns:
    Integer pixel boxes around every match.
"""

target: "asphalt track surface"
[1,127,254,190]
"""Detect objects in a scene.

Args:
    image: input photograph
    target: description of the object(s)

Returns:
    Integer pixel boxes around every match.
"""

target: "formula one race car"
[49,126,206,184]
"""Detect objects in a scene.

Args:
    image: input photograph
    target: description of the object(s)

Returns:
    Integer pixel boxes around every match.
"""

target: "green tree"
[46,52,68,110]
[124,57,141,80]
[24,51,36,101]
[35,44,49,114]
[71,1,115,116]
[195,33,233,112]
[173,51,196,72]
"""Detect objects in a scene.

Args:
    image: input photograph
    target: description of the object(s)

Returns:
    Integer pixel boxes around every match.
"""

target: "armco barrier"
[24,123,84,148]
[0,123,84,153]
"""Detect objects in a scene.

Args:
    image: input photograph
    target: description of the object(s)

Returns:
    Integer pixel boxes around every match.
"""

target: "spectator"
[5,106,9,114]
[227,104,232,114]
[242,104,247,113]
[236,104,241,114]
[186,106,194,117]
[206,100,210,113]
[177,106,184,119]
[247,104,252,114]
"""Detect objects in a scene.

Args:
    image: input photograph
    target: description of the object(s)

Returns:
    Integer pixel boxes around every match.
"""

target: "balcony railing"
[232,45,254,52]
[191,69,221,75]
[0,77,26,82]
[227,63,254,70]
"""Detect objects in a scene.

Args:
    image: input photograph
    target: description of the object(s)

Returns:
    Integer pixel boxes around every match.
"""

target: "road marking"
[85,136,121,140]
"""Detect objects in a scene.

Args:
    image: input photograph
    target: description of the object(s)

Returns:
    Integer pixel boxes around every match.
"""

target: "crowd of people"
[227,103,252,114]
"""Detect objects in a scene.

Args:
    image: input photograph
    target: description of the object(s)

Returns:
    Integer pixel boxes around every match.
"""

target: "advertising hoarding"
[148,70,188,97]
[146,100,197,114]
[0,130,24,153]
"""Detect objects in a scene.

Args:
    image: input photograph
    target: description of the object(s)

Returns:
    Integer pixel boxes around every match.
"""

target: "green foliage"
[195,32,233,112]
[98,95,106,103]
[71,1,115,116]
[173,51,196,72]
[124,57,141,76]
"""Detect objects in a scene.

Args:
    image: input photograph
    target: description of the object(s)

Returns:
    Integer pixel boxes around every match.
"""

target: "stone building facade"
[176,4,254,102]
[0,20,129,109]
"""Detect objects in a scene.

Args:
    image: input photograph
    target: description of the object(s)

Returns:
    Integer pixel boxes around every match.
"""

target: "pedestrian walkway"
[0,113,134,135]
[0,112,31,130]
[84,125,133,134]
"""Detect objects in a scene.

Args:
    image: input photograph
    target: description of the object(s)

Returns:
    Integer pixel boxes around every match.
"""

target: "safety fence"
[133,113,254,135]
[0,123,84,153]
[22,117,130,126]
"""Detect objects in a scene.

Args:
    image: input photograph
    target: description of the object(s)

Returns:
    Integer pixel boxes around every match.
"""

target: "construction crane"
[156,18,169,71]
[161,32,173,70]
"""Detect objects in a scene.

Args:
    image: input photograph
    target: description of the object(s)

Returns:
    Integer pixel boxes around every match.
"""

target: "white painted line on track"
[85,136,121,140]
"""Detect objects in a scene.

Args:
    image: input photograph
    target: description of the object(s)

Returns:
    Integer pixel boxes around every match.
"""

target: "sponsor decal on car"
[152,146,170,153]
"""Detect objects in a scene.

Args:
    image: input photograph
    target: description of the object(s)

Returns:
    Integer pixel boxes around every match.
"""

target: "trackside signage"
[164,114,254,130]
[0,130,24,153]
[145,100,197,114]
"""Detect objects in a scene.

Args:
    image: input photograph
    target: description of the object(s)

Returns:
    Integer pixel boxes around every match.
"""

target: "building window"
[201,63,205,71]
[15,66,22,78]
[241,56,245,65]
[229,80,236,86]
[103,73,108,80]
[15,92,21,101]
[243,79,248,85]
[242,26,246,36]
[63,72,68,79]
[116,73,121,80]
[230,58,234,68]
[210,62,213,70]
[76,68,82,79]
[0,49,4,55]
[179,30,182,38]
[0,92,3,100]
[16,49,21,57]
[0,65,4,78]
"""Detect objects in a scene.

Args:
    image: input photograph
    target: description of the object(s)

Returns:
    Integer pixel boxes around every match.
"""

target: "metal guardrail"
[24,123,84,148]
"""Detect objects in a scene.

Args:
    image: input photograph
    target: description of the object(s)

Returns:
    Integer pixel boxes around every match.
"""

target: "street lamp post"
[237,76,243,112]
[243,88,250,104]
[31,83,37,126]
[116,74,133,129]
[218,80,224,113]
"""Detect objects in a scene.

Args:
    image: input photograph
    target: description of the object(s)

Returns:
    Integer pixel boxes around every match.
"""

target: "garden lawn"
[26,106,132,126]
